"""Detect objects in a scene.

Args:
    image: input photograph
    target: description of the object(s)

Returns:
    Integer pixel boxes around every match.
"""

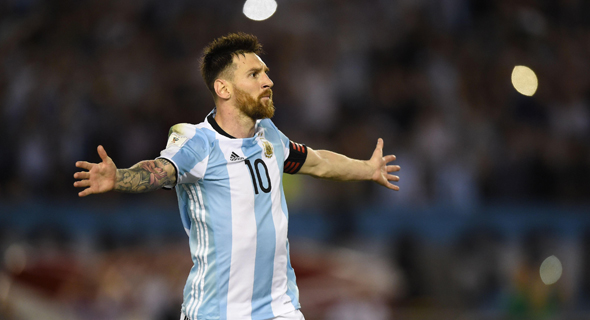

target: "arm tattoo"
[114,159,176,193]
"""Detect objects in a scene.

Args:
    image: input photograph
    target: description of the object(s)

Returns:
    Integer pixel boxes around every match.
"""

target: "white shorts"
[180,309,305,320]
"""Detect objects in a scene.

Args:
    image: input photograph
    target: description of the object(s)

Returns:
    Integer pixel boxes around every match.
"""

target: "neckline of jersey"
[207,113,262,140]
[207,113,237,139]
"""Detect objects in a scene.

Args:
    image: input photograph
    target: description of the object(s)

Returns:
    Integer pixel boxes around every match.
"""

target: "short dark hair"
[200,32,263,96]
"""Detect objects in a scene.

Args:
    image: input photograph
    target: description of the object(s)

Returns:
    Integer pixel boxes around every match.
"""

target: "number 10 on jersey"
[245,159,272,194]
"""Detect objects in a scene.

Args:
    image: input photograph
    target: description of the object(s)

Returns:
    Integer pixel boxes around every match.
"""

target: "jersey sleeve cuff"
[156,156,179,189]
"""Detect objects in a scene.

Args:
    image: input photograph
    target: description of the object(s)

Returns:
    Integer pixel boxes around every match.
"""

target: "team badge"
[262,140,274,158]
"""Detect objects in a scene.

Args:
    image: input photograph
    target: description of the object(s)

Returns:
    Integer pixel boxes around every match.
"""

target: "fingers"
[376,138,383,150]
[386,165,401,172]
[383,154,396,163]
[73,171,90,180]
[385,183,400,191]
[372,138,384,159]
[78,188,93,197]
[375,139,400,190]
[97,145,109,163]
[76,145,108,169]
[387,174,400,182]
[74,145,109,197]
[379,172,400,191]
[73,180,91,188]
[75,161,95,170]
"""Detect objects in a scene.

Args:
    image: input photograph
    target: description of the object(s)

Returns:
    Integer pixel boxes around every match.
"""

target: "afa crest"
[262,140,274,158]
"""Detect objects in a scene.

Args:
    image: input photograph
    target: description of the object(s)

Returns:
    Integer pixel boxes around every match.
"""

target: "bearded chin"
[255,99,275,119]
[236,89,275,120]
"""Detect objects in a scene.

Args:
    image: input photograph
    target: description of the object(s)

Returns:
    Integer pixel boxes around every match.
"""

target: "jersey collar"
[206,110,263,139]
[207,113,236,139]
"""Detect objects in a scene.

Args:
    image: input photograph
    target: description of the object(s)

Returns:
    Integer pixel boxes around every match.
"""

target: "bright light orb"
[511,65,538,96]
[243,0,278,21]
[540,255,563,285]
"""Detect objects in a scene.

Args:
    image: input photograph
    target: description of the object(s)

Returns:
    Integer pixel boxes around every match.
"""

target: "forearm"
[304,150,373,181]
[114,159,176,193]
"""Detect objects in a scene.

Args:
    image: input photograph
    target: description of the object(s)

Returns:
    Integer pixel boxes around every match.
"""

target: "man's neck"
[213,106,257,139]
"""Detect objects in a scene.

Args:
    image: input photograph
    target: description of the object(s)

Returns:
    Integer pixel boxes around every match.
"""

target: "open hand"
[368,138,400,190]
[73,145,117,197]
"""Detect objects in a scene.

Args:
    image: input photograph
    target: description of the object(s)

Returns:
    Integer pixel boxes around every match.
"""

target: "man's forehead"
[233,53,266,69]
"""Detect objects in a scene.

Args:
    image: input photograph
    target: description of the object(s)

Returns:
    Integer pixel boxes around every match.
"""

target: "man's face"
[230,53,274,120]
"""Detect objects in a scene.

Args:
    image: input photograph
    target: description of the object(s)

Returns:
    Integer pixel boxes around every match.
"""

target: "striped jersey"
[158,112,307,320]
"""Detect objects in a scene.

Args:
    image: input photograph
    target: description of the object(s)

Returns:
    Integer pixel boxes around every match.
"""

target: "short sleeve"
[158,123,210,186]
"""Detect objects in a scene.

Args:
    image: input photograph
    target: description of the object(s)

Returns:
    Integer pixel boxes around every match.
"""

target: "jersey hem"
[181,304,300,320]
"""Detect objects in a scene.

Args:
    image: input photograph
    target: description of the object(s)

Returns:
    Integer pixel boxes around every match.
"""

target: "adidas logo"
[230,152,245,161]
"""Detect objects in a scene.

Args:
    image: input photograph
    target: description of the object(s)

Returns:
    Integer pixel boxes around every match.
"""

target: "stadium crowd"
[1,0,589,205]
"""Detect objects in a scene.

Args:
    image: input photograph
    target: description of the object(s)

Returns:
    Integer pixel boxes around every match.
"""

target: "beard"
[234,87,275,120]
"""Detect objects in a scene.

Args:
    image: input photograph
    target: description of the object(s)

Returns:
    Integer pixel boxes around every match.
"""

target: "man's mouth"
[260,90,272,100]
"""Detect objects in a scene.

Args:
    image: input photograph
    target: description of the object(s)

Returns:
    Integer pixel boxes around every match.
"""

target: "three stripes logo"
[230,151,245,161]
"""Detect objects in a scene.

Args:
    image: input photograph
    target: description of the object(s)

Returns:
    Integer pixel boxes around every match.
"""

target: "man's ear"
[214,79,232,100]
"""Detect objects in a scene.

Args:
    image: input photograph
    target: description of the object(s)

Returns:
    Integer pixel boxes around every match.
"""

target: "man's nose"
[262,73,273,88]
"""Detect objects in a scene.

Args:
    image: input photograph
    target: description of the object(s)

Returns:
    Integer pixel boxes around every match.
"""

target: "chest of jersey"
[203,135,284,198]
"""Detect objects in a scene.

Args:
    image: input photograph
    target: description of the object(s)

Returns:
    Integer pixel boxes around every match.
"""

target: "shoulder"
[258,119,289,144]
[168,123,211,153]
[169,123,196,137]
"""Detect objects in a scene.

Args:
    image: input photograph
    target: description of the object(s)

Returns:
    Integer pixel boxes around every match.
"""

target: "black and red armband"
[284,141,308,174]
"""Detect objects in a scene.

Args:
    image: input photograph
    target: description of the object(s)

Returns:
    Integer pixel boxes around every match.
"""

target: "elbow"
[309,160,332,179]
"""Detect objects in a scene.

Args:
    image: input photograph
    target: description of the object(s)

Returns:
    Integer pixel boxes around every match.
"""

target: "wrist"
[114,169,123,192]
[359,160,372,181]
[365,160,379,181]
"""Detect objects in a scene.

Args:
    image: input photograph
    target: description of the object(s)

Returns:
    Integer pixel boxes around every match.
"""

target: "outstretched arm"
[74,145,177,197]
[297,138,400,190]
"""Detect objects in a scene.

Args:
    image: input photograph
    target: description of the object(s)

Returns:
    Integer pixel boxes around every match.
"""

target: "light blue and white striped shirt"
[159,112,301,320]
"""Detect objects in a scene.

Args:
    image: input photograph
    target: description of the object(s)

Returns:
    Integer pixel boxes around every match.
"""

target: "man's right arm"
[74,145,177,197]
[115,158,176,193]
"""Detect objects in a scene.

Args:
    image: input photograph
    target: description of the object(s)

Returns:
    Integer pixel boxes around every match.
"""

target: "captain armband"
[284,141,307,174]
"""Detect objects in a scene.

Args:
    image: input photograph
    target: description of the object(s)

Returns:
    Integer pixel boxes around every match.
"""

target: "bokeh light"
[540,255,562,285]
[511,65,539,96]
[243,0,278,21]
[0,275,9,303]
[4,244,26,275]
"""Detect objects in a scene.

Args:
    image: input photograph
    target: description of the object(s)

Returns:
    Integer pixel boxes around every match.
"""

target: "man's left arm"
[298,138,400,190]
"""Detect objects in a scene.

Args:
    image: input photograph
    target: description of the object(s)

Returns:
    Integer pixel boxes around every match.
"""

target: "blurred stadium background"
[1,0,590,319]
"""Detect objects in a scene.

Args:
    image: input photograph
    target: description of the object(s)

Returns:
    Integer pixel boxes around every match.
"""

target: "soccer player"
[74,32,400,320]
